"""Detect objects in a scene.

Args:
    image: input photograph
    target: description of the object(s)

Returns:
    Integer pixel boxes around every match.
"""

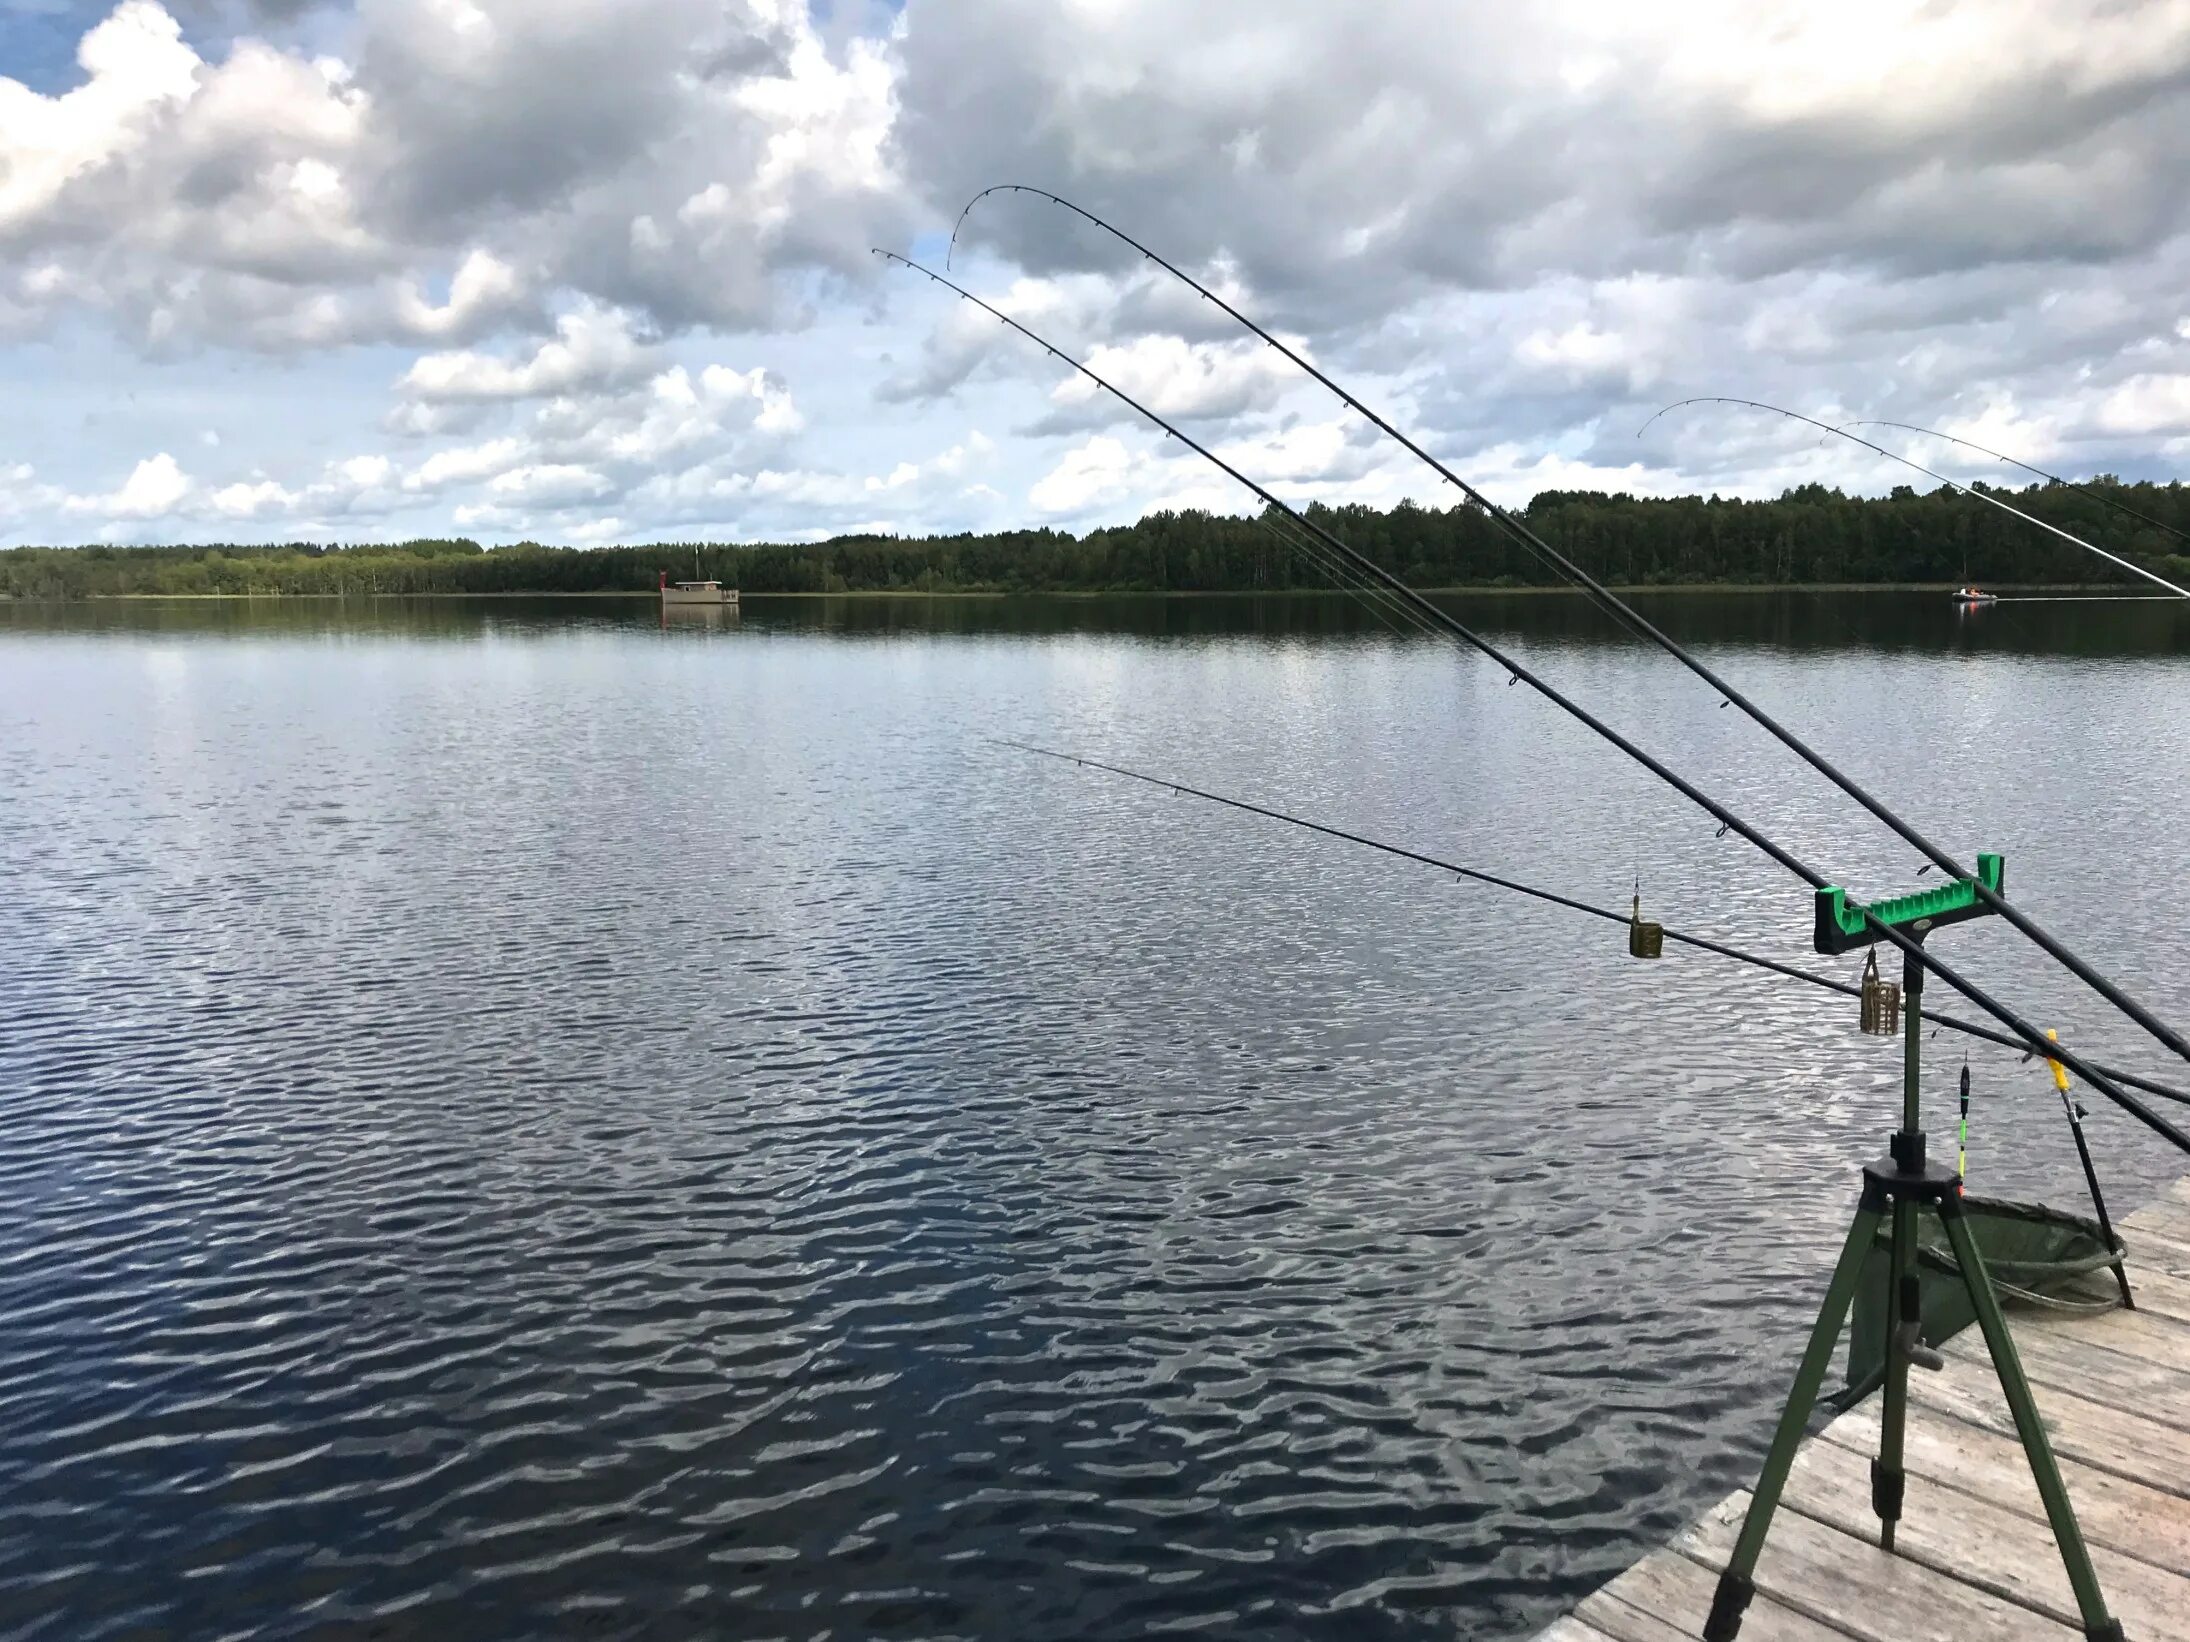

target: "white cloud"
[1928,400,2065,463]
[394,249,528,340]
[0,3,199,234]
[404,436,524,491]
[564,515,625,543]
[1030,435,1149,515]
[398,304,651,402]
[7,1,2190,547]
[65,452,194,517]
[1464,444,1692,509]
[34,332,834,540]
[0,0,906,350]
[1040,334,1303,430]
[1213,418,1384,487]
[1517,322,1642,388]
[484,462,613,504]
[2,5,378,343]
[699,364,803,434]
[336,453,393,488]
[2097,374,2190,437]
[865,431,992,491]
[210,477,294,516]
[917,0,2190,304]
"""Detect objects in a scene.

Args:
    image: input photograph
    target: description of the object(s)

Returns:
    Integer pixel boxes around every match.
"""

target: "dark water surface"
[4,591,2188,1640]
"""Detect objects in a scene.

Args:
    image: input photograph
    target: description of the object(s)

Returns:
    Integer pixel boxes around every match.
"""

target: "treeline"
[4,479,2187,600]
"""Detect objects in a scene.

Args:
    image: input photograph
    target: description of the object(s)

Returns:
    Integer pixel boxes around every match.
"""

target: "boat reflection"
[659,602,741,633]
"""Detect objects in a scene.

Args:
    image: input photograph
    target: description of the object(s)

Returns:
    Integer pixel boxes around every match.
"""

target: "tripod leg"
[1874,1198,1916,1552]
[1705,1201,1885,1642]
[1938,1196,2124,1642]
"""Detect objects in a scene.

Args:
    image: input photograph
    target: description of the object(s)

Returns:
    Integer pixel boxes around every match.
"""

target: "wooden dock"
[1534,1180,2190,1642]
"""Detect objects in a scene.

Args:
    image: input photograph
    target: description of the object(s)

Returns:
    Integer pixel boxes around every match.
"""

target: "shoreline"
[4,582,2136,605]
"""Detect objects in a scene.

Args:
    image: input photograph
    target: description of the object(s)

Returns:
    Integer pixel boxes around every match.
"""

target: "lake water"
[5,590,2189,1640]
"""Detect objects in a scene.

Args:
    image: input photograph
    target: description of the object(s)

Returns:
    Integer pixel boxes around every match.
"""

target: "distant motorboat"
[1953,586,1998,604]
[660,571,738,607]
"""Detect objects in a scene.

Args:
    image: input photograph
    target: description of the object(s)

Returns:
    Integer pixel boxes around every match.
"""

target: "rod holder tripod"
[1705,894,2124,1642]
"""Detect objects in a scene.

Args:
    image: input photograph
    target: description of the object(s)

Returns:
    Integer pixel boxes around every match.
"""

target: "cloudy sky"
[2,0,2187,547]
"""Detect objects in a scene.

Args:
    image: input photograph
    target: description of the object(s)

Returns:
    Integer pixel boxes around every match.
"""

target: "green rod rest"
[1814,853,2004,955]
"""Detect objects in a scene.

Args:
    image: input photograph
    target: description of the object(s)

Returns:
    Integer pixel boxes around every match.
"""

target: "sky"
[2,0,2188,548]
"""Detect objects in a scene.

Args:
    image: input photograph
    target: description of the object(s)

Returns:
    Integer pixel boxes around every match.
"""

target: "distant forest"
[4,479,2186,599]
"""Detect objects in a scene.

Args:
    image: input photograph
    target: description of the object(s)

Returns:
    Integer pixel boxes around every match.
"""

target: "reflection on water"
[659,600,742,634]
[9,586,2190,654]
[2,591,2187,1640]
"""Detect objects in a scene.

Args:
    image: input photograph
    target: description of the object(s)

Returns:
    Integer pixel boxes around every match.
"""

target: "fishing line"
[951,189,2190,1072]
[1264,522,1442,641]
[1001,738,2190,1109]
[1842,420,2190,550]
[875,245,2190,1156]
[1643,397,2190,603]
[1247,512,1445,641]
[1250,514,1413,632]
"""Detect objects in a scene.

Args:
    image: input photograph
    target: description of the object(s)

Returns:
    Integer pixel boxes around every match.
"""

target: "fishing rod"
[1842,420,2190,550]
[1003,737,2190,1109]
[950,188,2190,1074]
[1246,511,1446,640]
[2031,1031,2132,1307]
[1642,397,2190,603]
[874,245,2190,1159]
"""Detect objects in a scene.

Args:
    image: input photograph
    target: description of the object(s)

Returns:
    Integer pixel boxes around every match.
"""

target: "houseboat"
[659,571,738,607]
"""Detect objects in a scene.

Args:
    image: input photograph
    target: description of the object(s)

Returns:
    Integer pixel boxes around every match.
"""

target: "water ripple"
[2,596,2187,1639]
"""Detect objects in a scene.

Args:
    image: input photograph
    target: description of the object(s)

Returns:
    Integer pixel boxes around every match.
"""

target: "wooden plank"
[2126,1195,2190,1231]
[1782,1418,2190,1639]
[1585,1558,1716,1637]
[1574,1559,1710,1642]
[1907,1350,2190,1499]
[2010,1300,2190,1359]
[2120,1224,2190,1282]
[1535,1619,1624,1642]
[2126,1212,2190,1253]
[1991,1323,2190,1438]
[1931,1300,2190,1431]
[1524,1179,2190,1641]
[2131,1196,2190,1241]
[2112,1264,2190,1325]
[1574,1546,1848,1642]
[1820,1401,2190,1576]
[2128,1226,2190,1269]
[2126,1187,2190,1223]
[2017,1305,2190,1360]
[1674,1490,2080,1640]
[1993,1261,2190,1327]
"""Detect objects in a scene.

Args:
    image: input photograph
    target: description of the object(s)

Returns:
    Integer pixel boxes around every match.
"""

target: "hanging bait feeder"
[1628,892,1664,960]
[1859,949,1901,1035]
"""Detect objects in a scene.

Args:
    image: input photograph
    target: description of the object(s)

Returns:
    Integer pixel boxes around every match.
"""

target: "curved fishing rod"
[1642,397,2190,602]
[1842,420,2190,550]
[1003,737,2190,1109]
[874,245,2190,1158]
[953,188,2190,1073]
[950,187,1640,605]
